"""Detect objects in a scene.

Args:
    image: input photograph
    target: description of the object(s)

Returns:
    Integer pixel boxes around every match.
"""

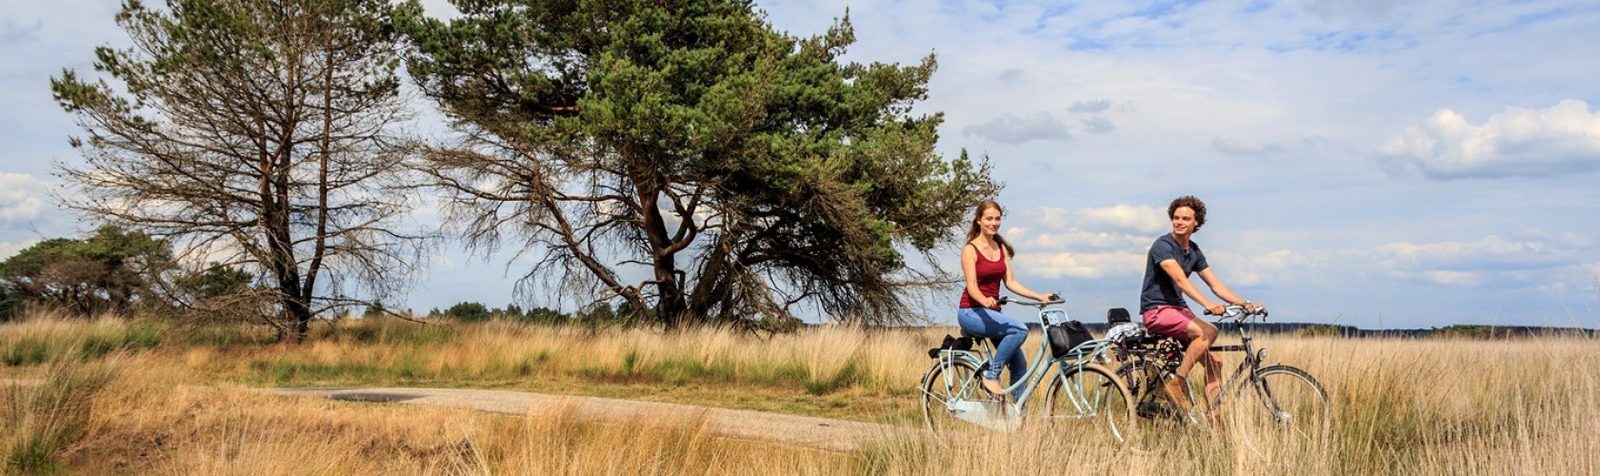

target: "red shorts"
[1142,305,1197,343]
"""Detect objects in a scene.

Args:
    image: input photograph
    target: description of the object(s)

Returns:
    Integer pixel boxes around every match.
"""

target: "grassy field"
[3,311,1598,474]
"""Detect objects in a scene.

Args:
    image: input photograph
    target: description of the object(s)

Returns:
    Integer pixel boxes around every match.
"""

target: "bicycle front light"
[1257,348,1268,362]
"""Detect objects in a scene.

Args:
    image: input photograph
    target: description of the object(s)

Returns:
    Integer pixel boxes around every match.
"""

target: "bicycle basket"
[1048,320,1093,358]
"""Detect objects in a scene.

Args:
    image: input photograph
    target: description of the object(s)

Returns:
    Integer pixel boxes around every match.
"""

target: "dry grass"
[3,313,1599,474]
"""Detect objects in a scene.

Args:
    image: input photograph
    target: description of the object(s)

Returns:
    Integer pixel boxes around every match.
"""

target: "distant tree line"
[40,0,996,341]
[0,225,252,321]
[414,301,634,327]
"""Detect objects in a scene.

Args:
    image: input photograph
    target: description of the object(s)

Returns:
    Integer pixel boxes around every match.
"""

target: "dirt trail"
[268,386,896,452]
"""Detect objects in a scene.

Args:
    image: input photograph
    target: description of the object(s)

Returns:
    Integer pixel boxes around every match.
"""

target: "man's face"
[1171,206,1197,237]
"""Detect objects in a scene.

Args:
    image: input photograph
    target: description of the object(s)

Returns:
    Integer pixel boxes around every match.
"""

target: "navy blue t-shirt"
[1140,234,1209,312]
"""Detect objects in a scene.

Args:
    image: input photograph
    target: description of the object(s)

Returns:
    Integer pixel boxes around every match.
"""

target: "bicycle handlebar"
[996,294,1064,308]
[1205,303,1269,321]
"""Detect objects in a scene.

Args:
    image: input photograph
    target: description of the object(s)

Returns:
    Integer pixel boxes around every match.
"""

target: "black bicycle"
[1111,304,1331,451]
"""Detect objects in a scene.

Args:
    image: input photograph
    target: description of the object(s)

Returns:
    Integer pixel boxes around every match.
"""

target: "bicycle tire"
[920,356,986,435]
[1113,359,1194,448]
[1043,363,1141,450]
[1228,364,1332,449]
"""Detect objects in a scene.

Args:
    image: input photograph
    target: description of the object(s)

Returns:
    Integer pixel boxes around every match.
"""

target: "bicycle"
[919,296,1139,448]
[1111,304,1331,451]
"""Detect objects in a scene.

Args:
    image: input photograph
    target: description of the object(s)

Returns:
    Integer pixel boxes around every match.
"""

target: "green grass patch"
[2,338,53,367]
[2,355,119,474]
[318,322,459,346]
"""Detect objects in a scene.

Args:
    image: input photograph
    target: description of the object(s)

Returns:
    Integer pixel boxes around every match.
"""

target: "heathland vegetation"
[10,0,1599,474]
[4,311,1598,474]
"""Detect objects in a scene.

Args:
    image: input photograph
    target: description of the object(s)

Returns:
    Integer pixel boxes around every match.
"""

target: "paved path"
[268,386,896,452]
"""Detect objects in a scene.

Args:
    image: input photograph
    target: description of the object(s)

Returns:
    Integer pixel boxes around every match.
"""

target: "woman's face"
[978,207,1002,237]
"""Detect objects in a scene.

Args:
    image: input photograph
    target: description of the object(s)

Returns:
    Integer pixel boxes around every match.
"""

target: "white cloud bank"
[1379,99,1600,179]
[1371,233,1589,287]
[0,173,48,221]
[1002,204,1172,279]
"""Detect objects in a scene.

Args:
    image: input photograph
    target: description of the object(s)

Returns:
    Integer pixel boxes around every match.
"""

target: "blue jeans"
[956,307,1029,399]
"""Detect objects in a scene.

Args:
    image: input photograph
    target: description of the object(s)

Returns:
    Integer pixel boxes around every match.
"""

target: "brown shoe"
[980,378,1007,399]
[1163,376,1193,412]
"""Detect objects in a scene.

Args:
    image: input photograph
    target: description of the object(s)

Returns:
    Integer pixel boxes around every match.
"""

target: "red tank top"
[958,243,1006,309]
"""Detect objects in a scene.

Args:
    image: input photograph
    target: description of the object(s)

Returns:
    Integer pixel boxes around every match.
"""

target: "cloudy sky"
[3,0,1598,329]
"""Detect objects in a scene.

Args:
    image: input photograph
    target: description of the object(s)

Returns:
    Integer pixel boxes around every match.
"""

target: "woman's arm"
[1001,248,1052,302]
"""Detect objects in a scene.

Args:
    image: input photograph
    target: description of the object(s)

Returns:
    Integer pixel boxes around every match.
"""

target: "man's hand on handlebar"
[1203,302,1270,319]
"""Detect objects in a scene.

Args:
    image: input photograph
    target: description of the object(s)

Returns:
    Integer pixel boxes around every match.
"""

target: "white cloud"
[1369,234,1586,287]
[1028,251,1145,280]
[1072,205,1169,235]
[0,239,38,260]
[1081,117,1116,134]
[1210,249,1311,287]
[0,173,48,221]
[1212,137,1284,156]
[999,204,1173,279]
[1067,99,1113,113]
[962,112,1070,144]
[1379,99,1600,179]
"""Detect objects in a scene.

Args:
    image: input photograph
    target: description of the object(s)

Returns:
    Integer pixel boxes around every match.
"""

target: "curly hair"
[1167,195,1207,231]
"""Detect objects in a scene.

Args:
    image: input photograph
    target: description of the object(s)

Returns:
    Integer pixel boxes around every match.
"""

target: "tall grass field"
[2,311,1597,474]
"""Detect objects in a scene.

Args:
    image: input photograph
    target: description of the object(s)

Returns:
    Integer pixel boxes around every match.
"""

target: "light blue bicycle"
[919,296,1139,447]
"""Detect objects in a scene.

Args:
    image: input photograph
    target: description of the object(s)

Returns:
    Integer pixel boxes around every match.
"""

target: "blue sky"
[3,0,1598,329]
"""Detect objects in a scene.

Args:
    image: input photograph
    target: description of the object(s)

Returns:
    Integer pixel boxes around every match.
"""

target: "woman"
[957,200,1058,400]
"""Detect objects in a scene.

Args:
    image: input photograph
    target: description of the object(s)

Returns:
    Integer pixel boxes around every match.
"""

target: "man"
[1139,195,1262,414]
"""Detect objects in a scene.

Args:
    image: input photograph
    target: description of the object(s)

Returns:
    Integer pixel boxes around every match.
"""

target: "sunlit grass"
[3,311,1598,473]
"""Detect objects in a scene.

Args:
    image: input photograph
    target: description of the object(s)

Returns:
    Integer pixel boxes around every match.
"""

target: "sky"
[2,0,1599,329]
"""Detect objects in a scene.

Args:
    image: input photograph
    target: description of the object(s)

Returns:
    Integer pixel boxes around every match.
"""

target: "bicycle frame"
[1132,306,1275,414]
[925,299,1114,427]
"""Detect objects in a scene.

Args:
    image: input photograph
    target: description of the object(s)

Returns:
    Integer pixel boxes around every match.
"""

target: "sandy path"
[268,386,898,452]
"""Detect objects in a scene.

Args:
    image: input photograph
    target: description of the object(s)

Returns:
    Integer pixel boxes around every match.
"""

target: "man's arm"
[1160,259,1223,315]
[1196,268,1252,309]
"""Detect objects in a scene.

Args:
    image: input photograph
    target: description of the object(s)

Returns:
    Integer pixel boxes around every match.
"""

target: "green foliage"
[1293,324,1348,338]
[397,0,997,328]
[0,225,175,319]
[177,265,253,300]
[441,302,491,321]
[1433,325,1495,339]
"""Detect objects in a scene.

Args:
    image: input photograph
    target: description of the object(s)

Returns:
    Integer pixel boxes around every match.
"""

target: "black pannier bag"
[1107,307,1131,325]
[1049,320,1094,358]
[927,334,975,359]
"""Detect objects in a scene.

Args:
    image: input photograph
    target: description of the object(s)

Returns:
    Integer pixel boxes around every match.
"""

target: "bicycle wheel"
[920,357,986,435]
[1112,359,1189,448]
[1044,363,1141,450]
[1228,365,1331,450]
